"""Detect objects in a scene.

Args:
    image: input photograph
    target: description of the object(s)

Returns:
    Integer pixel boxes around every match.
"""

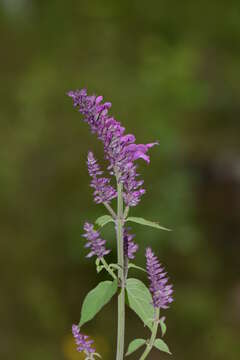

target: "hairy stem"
[116,181,125,360]
[139,309,160,360]
[100,257,117,280]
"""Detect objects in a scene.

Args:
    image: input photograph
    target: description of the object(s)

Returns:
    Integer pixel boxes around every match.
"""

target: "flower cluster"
[72,324,96,357]
[123,227,138,260]
[146,247,173,309]
[68,88,157,207]
[87,151,117,203]
[83,222,110,259]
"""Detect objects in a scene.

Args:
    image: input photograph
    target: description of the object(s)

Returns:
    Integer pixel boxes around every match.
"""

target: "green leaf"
[95,215,114,228]
[79,280,118,327]
[126,217,171,231]
[159,317,167,337]
[154,339,171,354]
[126,278,154,330]
[125,339,146,356]
[128,263,147,273]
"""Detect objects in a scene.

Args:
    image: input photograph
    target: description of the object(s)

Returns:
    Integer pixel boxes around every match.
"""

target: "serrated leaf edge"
[79,280,118,327]
[126,279,154,330]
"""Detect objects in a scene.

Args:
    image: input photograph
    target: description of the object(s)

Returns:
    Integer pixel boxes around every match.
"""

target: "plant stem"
[103,202,117,219]
[123,205,129,219]
[124,256,129,282]
[100,257,117,280]
[139,309,160,360]
[116,180,125,360]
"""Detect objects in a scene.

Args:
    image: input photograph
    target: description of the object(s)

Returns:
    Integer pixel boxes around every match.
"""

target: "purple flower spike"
[87,151,103,178]
[72,324,96,356]
[87,152,117,204]
[68,88,157,207]
[83,222,111,259]
[124,228,138,259]
[146,247,173,309]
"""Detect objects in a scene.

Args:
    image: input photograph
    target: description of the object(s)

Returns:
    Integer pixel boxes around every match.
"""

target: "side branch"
[103,202,117,219]
[139,309,160,360]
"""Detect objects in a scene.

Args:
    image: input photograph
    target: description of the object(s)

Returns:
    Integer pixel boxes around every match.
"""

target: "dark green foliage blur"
[1,1,240,359]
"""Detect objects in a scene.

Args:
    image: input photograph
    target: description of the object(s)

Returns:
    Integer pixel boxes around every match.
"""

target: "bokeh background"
[1,1,240,359]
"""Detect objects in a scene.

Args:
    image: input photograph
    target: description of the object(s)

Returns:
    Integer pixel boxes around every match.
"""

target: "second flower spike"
[83,222,111,259]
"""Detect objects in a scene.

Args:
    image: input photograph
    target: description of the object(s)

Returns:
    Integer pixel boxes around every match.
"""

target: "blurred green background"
[1,0,240,359]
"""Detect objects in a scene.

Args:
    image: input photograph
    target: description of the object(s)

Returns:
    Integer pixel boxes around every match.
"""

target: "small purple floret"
[68,88,157,207]
[146,247,173,309]
[72,324,95,355]
[123,228,138,259]
[87,151,117,204]
[83,222,110,259]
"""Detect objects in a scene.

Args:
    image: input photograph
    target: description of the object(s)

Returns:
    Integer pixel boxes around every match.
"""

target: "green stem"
[123,205,129,219]
[116,180,125,360]
[100,257,117,280]
[124,256,129,282]
[103,202,117,219]
[139,309,160,360]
